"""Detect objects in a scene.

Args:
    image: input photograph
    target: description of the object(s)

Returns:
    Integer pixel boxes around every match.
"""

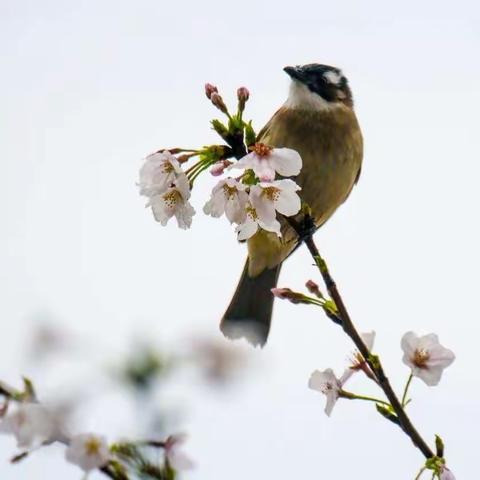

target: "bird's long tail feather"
[220,259,282,347]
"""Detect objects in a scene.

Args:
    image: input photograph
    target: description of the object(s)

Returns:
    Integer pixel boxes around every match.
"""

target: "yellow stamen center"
[413,348,430,369]
[261,186,281,201]
[222,184,238,199]
[163,189,182,208]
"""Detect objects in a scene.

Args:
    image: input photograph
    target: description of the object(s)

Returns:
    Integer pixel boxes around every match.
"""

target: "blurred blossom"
[164,434,194,470]
[28,323,70,362]
[0,403,57,448]
[192,338,246,384]
[401,332,455,386]
[119,346,171,392]
[65,433,110,473]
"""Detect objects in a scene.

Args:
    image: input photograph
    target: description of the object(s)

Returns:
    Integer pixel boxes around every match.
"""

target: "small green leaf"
[375,404,400,426]
[244,121,256,147]
[435,434,445,457]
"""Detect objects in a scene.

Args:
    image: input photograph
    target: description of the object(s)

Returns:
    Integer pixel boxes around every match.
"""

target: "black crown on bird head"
[284,63,353,106]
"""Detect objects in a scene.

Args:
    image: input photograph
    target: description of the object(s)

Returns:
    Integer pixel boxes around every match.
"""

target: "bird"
[220,63,363,347]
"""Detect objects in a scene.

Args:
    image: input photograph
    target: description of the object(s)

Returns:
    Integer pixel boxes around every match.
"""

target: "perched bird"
[221,63,363,347]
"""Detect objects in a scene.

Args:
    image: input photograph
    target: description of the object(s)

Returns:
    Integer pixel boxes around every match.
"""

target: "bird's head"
[283,63,353,110]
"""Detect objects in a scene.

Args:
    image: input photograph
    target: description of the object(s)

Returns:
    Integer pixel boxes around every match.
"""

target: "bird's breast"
[260,105,363,226]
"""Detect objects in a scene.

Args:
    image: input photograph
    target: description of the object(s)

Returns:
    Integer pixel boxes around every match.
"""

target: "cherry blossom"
[147,175,195,229]
[139,150,185,197]
[341,331,376,383]
[203,178,248,224]
[65,433,110,473]
[249,179,301,226]
[308,368,349,416]
[401,332,455,386]
[232,144,302,181]
[235,202,281,240]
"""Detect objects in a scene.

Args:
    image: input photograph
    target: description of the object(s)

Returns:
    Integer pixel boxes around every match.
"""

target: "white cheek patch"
[323,70,343,85]
[284,81,335,111]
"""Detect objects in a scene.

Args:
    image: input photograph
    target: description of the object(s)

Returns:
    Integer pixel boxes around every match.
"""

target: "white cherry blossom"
[139,150,185,197]
[235,202,281,240]
[147,175,195,229]
[401,332,455,386]
[203,178,248,224]
[249,179,301,225]
[0,403,56,449]
[341,331,376,383]
[65,433,110,473]
[233,144,302,181]
[308,368,348,416]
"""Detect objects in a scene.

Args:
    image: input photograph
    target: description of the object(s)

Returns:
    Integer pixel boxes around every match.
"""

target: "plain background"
[1,0,479,478]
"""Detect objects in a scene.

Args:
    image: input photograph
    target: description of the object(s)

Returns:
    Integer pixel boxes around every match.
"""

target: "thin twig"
[302,234,434,459]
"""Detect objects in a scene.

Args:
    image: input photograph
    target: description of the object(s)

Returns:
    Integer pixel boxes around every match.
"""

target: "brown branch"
[302,234,434,459]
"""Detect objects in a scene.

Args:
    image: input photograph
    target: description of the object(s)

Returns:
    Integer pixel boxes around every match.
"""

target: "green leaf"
[244,121,256,147]
[375,404,400,426]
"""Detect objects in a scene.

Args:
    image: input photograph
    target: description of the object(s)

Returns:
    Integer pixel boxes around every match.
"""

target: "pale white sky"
[1,0,479,478]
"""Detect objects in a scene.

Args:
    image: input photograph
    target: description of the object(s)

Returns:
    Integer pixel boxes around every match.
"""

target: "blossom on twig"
[203,178,249,224]
[232,143,302,181]
[235,202,281,240]
[308,368,350,416]
[341,331,376,383]
[147,175,195,229]
[139,151,185,197]
[249,179,302,225]
[401,332,455,386]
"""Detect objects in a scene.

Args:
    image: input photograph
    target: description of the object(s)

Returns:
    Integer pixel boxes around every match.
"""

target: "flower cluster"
[0,380,192,480]
[139,85,303,239]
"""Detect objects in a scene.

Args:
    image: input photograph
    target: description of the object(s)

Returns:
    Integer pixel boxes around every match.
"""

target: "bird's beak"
[283,66,304,81]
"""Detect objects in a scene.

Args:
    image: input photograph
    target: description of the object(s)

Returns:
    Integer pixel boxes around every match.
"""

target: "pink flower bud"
[271,287,304,304]
[210,160,233,176]
[205,83,218,99]
[306,279,322,298]
[237,87,250,102]
[210,92,228,114]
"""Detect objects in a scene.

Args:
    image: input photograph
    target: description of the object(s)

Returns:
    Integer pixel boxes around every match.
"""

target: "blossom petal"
[249,185,277,225]
[275,187,301,217]
[236,217,258,241]
[269,148,302,177]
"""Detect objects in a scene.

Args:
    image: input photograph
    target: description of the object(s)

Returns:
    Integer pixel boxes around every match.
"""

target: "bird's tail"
[220,259,282,347]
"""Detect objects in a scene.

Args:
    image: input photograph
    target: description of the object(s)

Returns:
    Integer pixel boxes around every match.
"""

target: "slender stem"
[402,373,414,407]
[302,234,434,459]
[344,392,391,408]
[415,466,426,480]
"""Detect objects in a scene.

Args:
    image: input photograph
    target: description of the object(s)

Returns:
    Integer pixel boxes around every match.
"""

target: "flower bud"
[210,92,229,115]
[271,287,304,304]
[237,87,250,112]
[205,83,218,99]
[210,160,233,177]
[237,87,250,102]
[306,279,323,298]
